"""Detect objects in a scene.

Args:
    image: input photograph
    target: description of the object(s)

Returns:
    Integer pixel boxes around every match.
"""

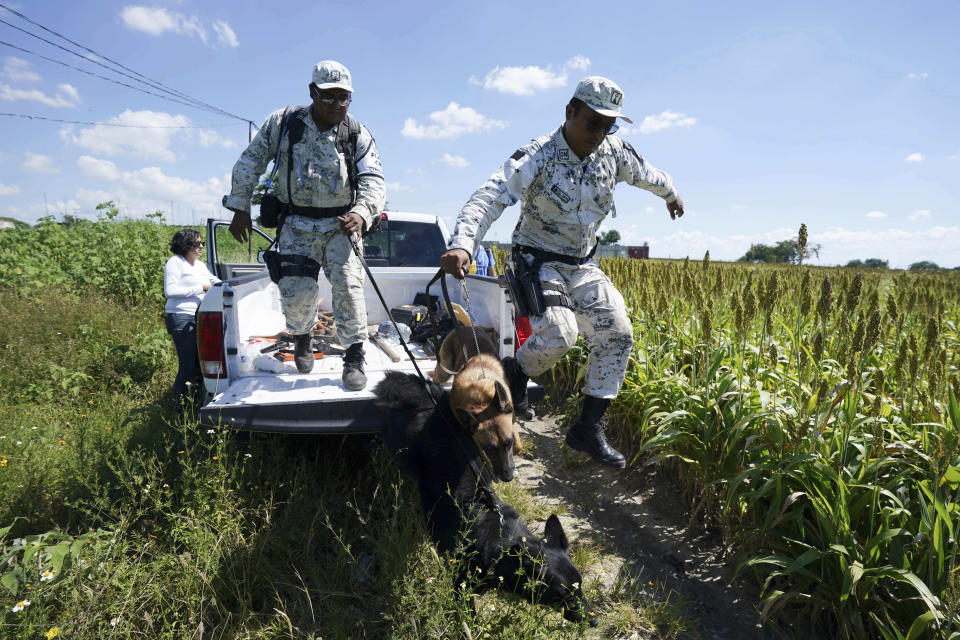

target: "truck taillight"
[197,311,226,378]
[514,313,532,353]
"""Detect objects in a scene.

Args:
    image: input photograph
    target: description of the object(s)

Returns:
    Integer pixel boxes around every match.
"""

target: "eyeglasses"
[583,116,618,136]
[316,93,352,107]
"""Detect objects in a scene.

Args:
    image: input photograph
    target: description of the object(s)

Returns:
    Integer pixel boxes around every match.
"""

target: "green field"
[1,211,958,639]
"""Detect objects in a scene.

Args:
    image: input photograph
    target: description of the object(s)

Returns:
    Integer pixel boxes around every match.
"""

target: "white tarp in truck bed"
[200,344,439,433]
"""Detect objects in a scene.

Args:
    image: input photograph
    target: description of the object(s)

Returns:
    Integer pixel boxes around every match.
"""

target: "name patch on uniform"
[610,90,623,106]
[550,184,572,203]
[557,149,569,161]
[511,149,524,161]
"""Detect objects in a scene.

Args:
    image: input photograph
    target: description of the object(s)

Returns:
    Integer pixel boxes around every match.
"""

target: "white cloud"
[620,110,697,135]
[906,72,928,79]
[439,153,469,168]
[866,210,887,218]
[69,161,228,219]
[908,209,931,221]
[120,6,239,48]
[212,21,239,48]
[385,181,413,193]
[22,152,60,174]
[905,152,924,163]
[1,57,40,83]
[0,83,80,108]
[77,156,121,181]
[471,55,591,96]
[401,102,506,140]
[0,183,21,196]
[60,109,235,162]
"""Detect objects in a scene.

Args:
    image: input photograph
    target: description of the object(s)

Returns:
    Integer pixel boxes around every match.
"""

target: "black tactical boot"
[502,356,535,420]
[342,342,367,391]
[294,334,314,373]
[565,395,625,468]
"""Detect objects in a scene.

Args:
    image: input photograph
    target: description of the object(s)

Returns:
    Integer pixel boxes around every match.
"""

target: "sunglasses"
[313,91,352,107]
[193,240,204,248]
[582,116,618,135]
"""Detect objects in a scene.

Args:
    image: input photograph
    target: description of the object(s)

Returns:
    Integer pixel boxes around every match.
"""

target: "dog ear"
[494,379,513,414]
[544,514,569,551]
[454,407,480,434]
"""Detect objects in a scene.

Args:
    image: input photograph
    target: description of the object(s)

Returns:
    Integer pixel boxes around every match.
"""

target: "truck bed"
[199,268,534,433]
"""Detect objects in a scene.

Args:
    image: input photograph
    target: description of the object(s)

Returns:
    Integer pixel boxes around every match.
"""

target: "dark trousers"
[165,313,200,407]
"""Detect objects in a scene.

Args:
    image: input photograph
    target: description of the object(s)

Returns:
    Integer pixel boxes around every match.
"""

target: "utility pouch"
[259,194,287,228]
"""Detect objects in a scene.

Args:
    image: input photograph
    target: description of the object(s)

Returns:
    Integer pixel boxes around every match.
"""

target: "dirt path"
[515,414,777,640]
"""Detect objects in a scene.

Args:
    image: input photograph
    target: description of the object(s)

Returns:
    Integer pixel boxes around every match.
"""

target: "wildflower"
[46,628,60,639]
[110,616,120,627]
[41,569,55,582]
[212,456,218,461]
[0,458,6,467]
[207,429,215,434]
[498,575,504,583]
[426,576,434,584]
[12,599,30,612]
[521,536,526,542]
[475,565,482,573]
[488,603,495,611]
[459,581,466,589]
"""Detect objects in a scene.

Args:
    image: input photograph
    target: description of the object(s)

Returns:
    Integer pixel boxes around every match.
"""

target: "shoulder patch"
[510,149,525,161]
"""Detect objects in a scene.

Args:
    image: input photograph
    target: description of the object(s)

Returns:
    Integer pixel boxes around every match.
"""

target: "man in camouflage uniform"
[441,76,684,468]
[224,60,385,390]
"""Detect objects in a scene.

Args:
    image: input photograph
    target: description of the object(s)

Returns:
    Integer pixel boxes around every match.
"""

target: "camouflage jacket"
[223,107,385,230]
[448,126,677,259]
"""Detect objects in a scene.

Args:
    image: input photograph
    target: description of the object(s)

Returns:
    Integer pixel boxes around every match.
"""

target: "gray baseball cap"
[312,60,352,92]
[573,76,632,123]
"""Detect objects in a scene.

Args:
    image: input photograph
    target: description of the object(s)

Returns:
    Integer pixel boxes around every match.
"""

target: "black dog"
[373,371,597,626]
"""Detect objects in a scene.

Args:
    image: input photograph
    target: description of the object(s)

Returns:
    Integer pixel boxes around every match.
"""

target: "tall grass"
[548,251,960,639]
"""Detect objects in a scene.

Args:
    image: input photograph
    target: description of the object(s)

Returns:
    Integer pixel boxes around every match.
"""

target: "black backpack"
[259,106,362,228]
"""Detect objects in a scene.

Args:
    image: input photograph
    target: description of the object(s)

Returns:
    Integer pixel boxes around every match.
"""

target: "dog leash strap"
[347,234,430,383]
[457,279,486,380]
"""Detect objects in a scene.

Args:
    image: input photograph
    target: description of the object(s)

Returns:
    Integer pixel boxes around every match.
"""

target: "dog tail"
[372,371,443,411]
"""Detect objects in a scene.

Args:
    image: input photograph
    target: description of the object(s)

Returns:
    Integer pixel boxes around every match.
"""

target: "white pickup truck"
[196,212,539,433]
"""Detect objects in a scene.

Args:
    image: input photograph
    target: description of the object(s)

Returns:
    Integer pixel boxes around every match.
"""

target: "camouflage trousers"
[516,260,633,399]
[276,215,367,346]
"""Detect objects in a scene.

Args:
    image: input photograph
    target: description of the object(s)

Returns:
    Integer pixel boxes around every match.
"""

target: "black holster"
[501,248,572,317]
[263,250,321,284]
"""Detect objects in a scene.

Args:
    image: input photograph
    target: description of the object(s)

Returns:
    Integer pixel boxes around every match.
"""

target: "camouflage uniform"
[448,99,677,399]
[224,103,385,343]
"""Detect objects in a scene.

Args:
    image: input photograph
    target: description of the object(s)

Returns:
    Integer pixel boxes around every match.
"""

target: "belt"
[287,203,351,219]
[514,243,596,266]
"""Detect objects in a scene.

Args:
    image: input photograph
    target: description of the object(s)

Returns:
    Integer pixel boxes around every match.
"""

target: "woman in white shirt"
[164,229,220,410]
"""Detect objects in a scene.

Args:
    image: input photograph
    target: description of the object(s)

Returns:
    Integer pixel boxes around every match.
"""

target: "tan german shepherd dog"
[449,352,521,482]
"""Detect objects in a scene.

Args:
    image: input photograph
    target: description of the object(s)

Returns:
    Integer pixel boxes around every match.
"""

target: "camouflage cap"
[312,60,352,92]
[573,76,632,123]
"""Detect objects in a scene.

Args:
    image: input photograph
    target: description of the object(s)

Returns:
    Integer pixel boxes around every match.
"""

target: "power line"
[0,39,234,115]
[0,3,255,126]
[0,112,242,128]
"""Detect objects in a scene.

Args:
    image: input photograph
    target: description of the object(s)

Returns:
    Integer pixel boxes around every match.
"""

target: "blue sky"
[0,0,957,268]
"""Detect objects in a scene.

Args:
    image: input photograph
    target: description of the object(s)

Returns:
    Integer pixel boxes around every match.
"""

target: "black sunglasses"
[193,240,204,248]
[583,116,618,135]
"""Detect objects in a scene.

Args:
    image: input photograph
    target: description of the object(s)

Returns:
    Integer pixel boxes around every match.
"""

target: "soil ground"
[515,413,780,640]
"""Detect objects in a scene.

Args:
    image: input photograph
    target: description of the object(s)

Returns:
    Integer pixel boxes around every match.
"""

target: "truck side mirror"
[257,250,266,264]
